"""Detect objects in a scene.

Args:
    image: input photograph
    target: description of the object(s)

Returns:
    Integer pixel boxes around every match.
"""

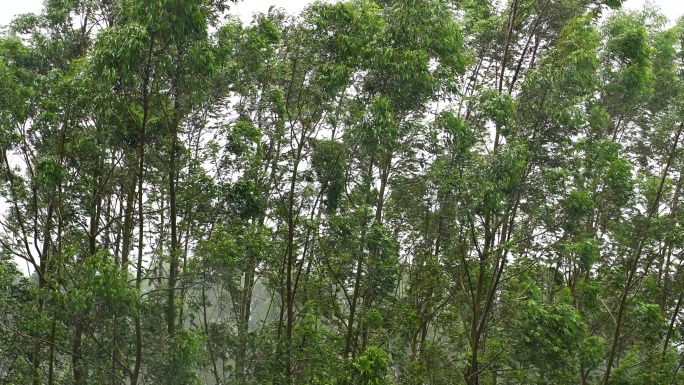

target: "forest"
[1,0,683,384]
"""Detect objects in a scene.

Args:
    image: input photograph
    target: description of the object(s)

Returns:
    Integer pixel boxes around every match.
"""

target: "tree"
[3,1,684,384]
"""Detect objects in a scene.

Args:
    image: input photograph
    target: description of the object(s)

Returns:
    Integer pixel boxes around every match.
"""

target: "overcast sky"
[1,0,683,28]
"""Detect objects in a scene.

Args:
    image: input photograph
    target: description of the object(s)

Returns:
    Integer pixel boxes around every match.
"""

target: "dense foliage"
[1,0,684,384]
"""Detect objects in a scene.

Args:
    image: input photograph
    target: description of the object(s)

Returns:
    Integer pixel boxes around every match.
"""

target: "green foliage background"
[1,1,684,384]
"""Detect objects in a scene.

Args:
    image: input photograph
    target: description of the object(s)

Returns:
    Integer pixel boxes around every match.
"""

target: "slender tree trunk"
[121,169,138,268]
[202,280,223,385]
[236,265,255,384]
[34,203,54,385]
[47,317,57,385]
[343,155,375,359]
[284,132,306,384]
[72,324,84,385]
[130,36,155,385]
[167,118,179,336]
[465,254,486,385]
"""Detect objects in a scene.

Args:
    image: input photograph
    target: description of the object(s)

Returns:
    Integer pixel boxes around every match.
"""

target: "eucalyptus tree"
[90,0,237,383]
[403,2,622,383]
[594,10,684,385]
[0,2,124,383]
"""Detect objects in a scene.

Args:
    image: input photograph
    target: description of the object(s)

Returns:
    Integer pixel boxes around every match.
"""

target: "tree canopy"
[2,0,684,384]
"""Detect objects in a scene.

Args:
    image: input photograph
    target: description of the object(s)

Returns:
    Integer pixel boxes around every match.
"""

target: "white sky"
[0,0,682,27]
